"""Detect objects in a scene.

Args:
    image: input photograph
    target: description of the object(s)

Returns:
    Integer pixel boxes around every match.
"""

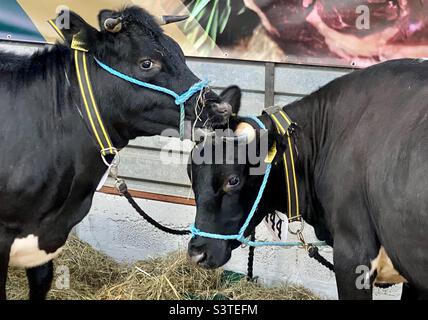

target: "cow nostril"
[189,251,207,265]
[214,102,232,115]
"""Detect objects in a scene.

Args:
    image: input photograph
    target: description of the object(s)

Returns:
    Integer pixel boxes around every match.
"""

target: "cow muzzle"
[187,237,232,269]
[200,89,233,128]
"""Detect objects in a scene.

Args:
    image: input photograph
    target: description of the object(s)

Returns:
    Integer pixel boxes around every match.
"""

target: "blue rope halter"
[94,58,209,140]
[190,116,326,248]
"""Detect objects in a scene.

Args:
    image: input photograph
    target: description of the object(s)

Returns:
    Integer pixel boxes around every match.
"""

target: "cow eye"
[140,59,153,70]
[226,176,240,189]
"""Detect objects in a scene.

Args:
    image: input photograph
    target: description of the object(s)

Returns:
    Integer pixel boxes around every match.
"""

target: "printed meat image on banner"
[1,0,428,67]
[180,0,428,67]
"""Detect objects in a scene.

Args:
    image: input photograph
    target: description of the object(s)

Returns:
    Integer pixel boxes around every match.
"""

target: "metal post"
[264,62,275,108]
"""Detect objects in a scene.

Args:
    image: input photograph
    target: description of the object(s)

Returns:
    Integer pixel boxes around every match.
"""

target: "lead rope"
[115,178,190,236]
[247,232,256,280]
[93,57,209,141]
[179,104,186,140]
[117,176,258,279]
[118,176,334,273]
[245,229,334,281]
[297,231,334,272]
[307,245,334,272]
[112,157,333,273]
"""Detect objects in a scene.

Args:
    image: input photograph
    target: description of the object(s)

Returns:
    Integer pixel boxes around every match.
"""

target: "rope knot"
[190,224,200,238]
[175,96,188,105]
[175,80,209,105]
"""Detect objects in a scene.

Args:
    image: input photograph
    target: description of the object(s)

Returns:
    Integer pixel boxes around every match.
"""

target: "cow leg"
[333,234,377,300]
[26,260,54,300]
[0,259,9,300]
[333,257,373,299]
[0,236,13,300]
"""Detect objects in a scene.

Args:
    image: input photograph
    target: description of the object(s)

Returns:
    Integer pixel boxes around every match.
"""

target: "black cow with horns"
[0,6,231,300]
[188,60,428,300]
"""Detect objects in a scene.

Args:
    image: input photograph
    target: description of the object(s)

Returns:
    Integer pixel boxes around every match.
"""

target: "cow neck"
[252,111,302,224]
[256,143,290,222]
[280,94,332,244]
[268,110,301,222]
[49,21,119,165]
[72,49,118,165]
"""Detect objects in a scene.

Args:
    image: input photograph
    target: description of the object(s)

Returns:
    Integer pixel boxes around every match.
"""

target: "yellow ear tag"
[265,142,277,164]
[71,34,89,52]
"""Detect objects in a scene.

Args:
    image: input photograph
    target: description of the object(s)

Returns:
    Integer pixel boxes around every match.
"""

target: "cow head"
[54,6,231,142]
[187,87,284,269]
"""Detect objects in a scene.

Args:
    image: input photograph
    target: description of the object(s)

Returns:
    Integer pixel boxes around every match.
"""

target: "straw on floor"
[7,236,318,300]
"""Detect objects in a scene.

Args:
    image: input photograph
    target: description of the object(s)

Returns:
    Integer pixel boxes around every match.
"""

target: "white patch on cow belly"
[9,235,63,268]
[370,247,407,284]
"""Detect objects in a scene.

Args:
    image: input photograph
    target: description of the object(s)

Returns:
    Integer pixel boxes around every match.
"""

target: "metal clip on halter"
[297,230,308,250]
[105,154,126,194]
[100,148,119,167]
[288,219,305,236]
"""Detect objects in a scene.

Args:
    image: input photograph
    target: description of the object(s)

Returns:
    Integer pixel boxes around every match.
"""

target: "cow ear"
[98,10,123,33]
[220,86,242,116]
[53,10,98,47]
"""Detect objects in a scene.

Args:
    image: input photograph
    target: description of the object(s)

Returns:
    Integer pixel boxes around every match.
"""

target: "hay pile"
[7,236,318,300]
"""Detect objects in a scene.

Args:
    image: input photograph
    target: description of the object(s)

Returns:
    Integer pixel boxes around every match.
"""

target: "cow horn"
[220,123,255,144]
[234,122,256,143]
[104,17,123,33]
[222,135,249,144]
[156,15,189,26]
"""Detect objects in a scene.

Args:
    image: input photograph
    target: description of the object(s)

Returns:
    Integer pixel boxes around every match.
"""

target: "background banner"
[1,0,428,68]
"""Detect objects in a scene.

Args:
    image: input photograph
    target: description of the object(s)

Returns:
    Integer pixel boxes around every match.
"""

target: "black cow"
[0,6,230,300]
[188,60,428,299]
